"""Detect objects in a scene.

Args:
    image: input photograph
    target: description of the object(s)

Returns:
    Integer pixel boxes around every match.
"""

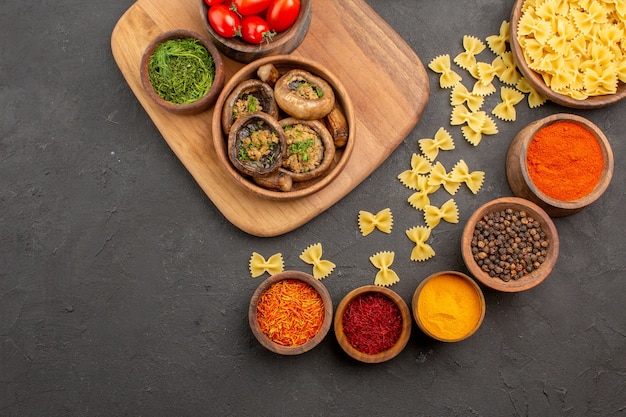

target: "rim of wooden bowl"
[248,270,333,355]
[334,285,412,364]
[509,0,626,109]
[199,0,312,64]
[461,197,560,292]
[139,29,225,115]
[411,271,486,342]
[212,55,356,201]
[506,113,614,216]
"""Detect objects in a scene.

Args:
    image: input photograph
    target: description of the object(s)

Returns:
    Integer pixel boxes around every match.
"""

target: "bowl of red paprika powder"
[334,285,412,363]
[249,270,333,355]
[506,113,614,217]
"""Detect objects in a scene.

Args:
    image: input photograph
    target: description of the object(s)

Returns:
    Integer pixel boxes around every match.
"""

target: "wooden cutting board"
[111,0,430,237]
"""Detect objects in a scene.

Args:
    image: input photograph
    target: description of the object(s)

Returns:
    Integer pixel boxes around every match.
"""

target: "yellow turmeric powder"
[416,273,484,341]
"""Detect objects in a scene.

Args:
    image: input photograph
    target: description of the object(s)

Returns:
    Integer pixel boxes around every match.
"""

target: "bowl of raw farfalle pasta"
[510,0,626,108]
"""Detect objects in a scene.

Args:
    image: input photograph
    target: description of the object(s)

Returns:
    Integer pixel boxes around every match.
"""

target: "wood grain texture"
[111,0,429,237]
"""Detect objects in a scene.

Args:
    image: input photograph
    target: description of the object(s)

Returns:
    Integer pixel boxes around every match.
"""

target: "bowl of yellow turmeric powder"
[506,113,614,217]
[249,270,333,355]
[412,271,486,342]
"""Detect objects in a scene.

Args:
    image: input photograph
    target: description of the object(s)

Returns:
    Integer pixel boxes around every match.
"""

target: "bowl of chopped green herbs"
[140,29,225,115]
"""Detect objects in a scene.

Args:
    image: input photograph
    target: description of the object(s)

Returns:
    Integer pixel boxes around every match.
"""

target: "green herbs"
[148,38,215,105]
[289,139,314,162]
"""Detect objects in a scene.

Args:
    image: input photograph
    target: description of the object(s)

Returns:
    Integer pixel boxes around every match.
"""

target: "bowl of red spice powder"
[412,271,486,342]
[506,113,614,217]
[334,285,412,363]
[249,270,333,355]
[461,197,560,292]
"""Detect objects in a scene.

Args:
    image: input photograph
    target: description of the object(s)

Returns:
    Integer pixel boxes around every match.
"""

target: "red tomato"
[208,4,241,38]
[241,15,274,44]
[265,0,300,32]
[233,0,272,16]
[204,0,225,6]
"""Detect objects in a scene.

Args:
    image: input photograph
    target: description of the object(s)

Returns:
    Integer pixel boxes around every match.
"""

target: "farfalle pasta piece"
[492,86,525,121]
[398,153,433,189]
[408,175,440,210]
[428,161,462,195]
[249,252,284,278]
[495,52,522,86]
[428,54,462,88]
[405,226,435,262]
[358,208,393,236]
[299,243,335,279]
[450,160,485,194]
[450,104,486,132]
[424,199,459,229]
[370,251,400,287]
[418,127,455,161]
[516,77,547,108]
[454,35,487,70]
[583,66,618,95]
[450,83,484,112]
[486,20,510,56]
[461,111,498,146]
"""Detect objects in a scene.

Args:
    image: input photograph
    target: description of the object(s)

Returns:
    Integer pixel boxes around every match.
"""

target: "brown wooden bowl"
[509,0,626,109]
[461,197,560,293]
[334,285,412,364]
[249,270,333,355]
[412,271,485,342]
[199,0,311,64]
[506,113,614,217]
[212,55,355,200]
[140,29,225,115]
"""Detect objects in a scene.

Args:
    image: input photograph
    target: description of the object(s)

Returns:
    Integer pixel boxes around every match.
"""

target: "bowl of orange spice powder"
[506,113,614,217]
[412,271,486,342]
[249,270,333,355]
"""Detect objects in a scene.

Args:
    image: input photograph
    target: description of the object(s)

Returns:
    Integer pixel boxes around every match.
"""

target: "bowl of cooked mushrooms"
[212,55,355,200]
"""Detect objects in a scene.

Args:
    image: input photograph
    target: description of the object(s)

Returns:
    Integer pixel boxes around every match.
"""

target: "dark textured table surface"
[1,0,625,416]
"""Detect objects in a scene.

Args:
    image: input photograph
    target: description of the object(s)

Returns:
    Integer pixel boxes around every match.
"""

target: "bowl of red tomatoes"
[200,0,311,63]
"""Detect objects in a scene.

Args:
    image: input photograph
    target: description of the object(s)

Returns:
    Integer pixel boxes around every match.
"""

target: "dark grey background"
[1,0,624,416]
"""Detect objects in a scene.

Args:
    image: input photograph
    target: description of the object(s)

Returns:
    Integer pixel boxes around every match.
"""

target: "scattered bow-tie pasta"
[397,154,433,189]
[405,226,436,262]
[517,0,626,99]
[450,160,485,194]
[516,77,547,108]
[451,83,485,112]
[424,199,459,229]
[492,86,525,121]
[358,208,393,236]
[299,243,336,279]
[418,127,456,161]
[428,54,463,88]
[249,252,284,278]
[408,175,440,210]
[486,20,510,56]
[428,161,462,195]
[454,35,487,70]
[369,251,400,287]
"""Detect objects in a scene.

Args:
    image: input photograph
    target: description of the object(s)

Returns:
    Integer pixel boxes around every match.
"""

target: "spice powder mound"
[417,273,483,341]
[526,121,604,201]
[342,293,403,355]
[256,279,325,347]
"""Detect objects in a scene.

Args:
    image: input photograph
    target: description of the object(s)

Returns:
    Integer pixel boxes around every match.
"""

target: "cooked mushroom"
[222,79,279,135]
[279,117,336,182]
[274,69,335,120]
[324,105,349,148]
[253,170,293,192]
[228,112,286,177]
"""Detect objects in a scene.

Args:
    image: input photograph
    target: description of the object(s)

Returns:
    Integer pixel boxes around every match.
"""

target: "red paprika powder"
[526,121,604,201]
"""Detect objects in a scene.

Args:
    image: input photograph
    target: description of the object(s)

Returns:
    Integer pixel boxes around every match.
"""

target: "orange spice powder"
[526,121,604,201]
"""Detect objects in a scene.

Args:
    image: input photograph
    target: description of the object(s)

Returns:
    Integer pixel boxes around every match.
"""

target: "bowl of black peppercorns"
[461,197,560,292]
